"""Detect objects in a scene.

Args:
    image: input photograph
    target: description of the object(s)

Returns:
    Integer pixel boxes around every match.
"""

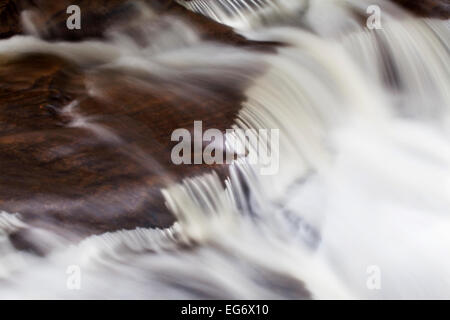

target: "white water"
[0,0,449,298]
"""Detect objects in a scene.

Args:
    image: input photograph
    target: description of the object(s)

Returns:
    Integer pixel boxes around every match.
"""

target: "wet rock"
[392,0,450,19]
[0,51,263,236]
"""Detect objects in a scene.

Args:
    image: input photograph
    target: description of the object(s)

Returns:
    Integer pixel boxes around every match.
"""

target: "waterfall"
[0,0,448,299]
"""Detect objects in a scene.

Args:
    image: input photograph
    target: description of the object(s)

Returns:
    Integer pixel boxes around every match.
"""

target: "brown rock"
[0,47,263,236]
[391,0,450,19]
[0,1,274,237]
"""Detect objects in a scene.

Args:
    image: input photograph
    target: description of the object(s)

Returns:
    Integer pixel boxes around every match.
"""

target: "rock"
[0,0,275,237]
[0,0,22,38]
[0,44,265,236]
[0,0,278,50]
[392,0,450,18]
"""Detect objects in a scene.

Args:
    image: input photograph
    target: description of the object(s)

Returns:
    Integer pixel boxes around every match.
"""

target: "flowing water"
[0,0,449,299]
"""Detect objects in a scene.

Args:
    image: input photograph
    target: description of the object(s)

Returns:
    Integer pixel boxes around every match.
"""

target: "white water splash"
[0,0,449,299]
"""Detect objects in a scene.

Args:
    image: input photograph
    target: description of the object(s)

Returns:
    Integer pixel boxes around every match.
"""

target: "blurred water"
[0,0,449,299]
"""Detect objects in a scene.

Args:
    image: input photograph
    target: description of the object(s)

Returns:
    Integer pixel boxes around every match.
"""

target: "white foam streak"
[0,0,449,299]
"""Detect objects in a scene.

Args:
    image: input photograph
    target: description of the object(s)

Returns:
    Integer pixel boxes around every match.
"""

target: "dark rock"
[392,0,450,19]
